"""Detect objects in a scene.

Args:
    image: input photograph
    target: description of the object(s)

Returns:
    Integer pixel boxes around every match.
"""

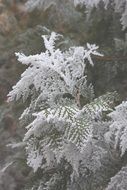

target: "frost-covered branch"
[8,32,118,190]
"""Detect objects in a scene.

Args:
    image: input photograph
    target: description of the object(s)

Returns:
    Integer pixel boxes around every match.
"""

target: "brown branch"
[92,55,127,61]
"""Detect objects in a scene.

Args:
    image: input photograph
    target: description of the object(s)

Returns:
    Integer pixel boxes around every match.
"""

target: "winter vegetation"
[8,31,117,189]
[0,0,126,190]
[26,0,127,30]
[74,0,127,30]
[7,30,126,190]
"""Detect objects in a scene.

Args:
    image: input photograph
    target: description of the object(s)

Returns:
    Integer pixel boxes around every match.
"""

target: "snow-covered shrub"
[8,32,118,189]
[105,101,127,156]
[104,100,127,190]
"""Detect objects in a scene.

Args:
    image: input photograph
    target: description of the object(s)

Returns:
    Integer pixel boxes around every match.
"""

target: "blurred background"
[0,0,127,189]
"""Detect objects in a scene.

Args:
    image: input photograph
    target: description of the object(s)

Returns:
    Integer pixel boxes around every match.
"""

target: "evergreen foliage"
[74,0,127,30]
[8,31,119,189]
[105,101,127,156]
[4,1,127,190]
[25,0,127,30]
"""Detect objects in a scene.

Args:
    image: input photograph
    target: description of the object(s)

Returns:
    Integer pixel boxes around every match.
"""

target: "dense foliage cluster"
[26,0,127,30]
[5,1,127,190]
